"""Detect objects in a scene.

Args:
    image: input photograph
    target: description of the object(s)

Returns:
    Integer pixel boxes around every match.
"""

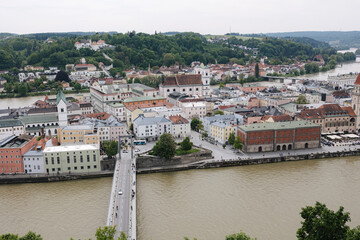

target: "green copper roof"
[238,120,320,132]
[56,89,67,105]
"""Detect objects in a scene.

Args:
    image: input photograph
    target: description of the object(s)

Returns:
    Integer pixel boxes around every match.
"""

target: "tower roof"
[56,89,67,105]
[355,73,360,85]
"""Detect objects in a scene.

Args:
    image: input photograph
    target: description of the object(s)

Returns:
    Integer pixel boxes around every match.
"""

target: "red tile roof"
[85,112,111,120]
[169,115,189,124]
[163,74,202,86]
[342,107,356,117]
[355,73,360,85]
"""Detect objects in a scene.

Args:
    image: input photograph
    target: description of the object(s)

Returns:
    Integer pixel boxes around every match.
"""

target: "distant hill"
[266,31,360,49]
[0,33,18,40]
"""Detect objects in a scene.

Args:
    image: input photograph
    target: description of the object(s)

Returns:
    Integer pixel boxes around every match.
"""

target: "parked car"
[118,190,123,195]
[122,150,128,153]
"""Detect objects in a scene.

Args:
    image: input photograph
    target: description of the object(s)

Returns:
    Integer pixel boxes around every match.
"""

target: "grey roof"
[20,114,58,124]
[61,124,93,131]
[239,120,320,132]
[133,115,171,126]
[28,107,57,115]
[0,119,23,128]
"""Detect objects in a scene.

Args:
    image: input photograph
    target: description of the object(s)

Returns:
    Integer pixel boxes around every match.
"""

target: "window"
[81,166,84,170]
[74,166,77,170]
[94,165,97,169]
[45,158,48,165]
[87,166,91,169]
[68,167,71,170]
[61,108,64,112]
[52,168,55,172]
[57,157,60,164]
[67,156,70,164]
[80,155,83,162]
[74,156,77,163]
[87,155,90,162]
[93,155,96,162]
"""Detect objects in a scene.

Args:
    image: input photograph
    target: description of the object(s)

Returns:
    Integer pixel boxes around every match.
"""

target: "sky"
[1,0,360,35]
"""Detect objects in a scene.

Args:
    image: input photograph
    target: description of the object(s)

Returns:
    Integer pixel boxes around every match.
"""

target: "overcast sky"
[2,0,360,35]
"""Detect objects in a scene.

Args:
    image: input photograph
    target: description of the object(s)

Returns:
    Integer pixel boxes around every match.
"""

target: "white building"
[193,64,211,96]
[180,101,207,119]
[159,74,207,98]
[0,119,25,136]
[23,145,44,174]
[169,115,191,138]
[56,90,68,127]
[105,102,126,122]
[133,114,172,141]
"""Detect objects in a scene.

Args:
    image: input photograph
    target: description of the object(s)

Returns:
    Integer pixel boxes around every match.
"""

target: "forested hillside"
[0,31,353,72]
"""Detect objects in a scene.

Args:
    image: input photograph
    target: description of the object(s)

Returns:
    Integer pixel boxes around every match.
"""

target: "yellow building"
[209,122,235,145]
[57,125,99,145]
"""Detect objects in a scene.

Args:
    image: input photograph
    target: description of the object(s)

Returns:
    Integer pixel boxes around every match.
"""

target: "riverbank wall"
[137,149,360,174]
[0,171,113,184]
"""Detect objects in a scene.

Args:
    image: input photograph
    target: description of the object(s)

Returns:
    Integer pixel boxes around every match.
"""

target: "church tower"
[352,73,360,130]
[56,89,68,127]
[194,64,211,97]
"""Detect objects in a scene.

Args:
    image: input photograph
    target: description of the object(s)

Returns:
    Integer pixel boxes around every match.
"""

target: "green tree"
[163,53,175,67]
[55,70,70,82]
[255,63,260,78]
[234,136,243,151]
[214,110,224,115]
[296,202,350,240]
[103,140,118,159]
[129,123,134,133]
[180,137,193,151]
[74,82,81,92]
[347,226,360,240]
[191,118,201,131]
[219,83,225,89]
[152,133,176,159]
[296,95,308,104]
[226,231,256,240]
[95,226,116,240]
[18,84,28,97]
[0,231,42,240]
[228,132,235,145]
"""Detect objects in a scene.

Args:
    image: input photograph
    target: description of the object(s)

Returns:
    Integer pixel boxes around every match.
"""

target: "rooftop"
[123,95,165,103]
[0,119,23,128]
[0,135,34,149]
[43,144,99,153]
[239,120,320,132]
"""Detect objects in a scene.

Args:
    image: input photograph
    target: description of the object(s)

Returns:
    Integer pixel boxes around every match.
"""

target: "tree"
[228,132,235,145]
[129,123,134,133]
[296,95,308,104]
[74,82,81,92]
[226,231,256,240]
[55,70,70,82]
[0,231,42,240]
[103,140,118,159]
[214,110,224,115]
[152,133,176,159]
[219,83,225,89]
[95,226,117,240]
[347,226,360,240]
[163,53,175,67]
[296,201,350,240]
[191,118,201,131]
[234,136,243,151]
[255,63,260,78]
[180,137,193,151]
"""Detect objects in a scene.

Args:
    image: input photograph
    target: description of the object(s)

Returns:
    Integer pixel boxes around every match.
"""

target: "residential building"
[0,119,25,136]
[210,121,236,144]
[43,144,100,174]
[202,114,243,133]
[23,138,47,174]
[238,120,321,153]
[180,101,207,119]
[0,135,37,174]
[169,115,191,138]
[296,104,356,134]
[57,124,99,145]
[83,116,126,142]
[133,114,172,141]
[105,102,126,122]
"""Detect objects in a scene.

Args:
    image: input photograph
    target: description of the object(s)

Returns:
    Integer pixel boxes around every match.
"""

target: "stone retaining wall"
[137,149,360,174]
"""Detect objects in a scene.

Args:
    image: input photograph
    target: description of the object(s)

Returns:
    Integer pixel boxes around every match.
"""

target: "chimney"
[127,84,130,91]
[41,128,45,138]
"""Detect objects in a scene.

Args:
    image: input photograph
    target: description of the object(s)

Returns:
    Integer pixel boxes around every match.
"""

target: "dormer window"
[61,108,64,112]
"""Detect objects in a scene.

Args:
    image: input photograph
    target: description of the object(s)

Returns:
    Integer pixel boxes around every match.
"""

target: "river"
[137,157,360,240]
[0,177,112,240]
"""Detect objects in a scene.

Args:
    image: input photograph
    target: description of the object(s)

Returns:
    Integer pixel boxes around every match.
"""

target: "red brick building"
[238,120,321,152]
[0,135,37,173]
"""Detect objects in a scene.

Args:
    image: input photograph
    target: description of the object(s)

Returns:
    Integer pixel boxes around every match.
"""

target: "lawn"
[175,148,200,156]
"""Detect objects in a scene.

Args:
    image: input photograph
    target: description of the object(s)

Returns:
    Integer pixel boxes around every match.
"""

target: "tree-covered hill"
[0,31,353,71]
